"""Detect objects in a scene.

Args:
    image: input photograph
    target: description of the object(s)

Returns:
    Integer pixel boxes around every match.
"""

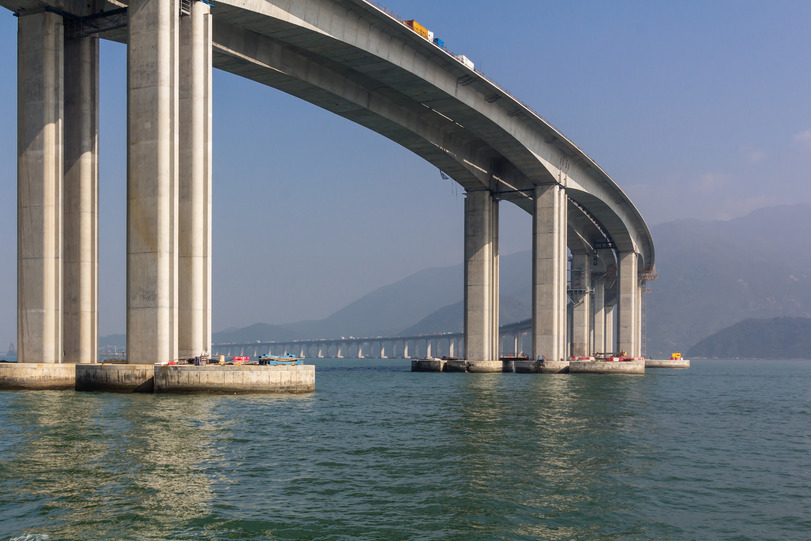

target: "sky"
[0,0,810,347]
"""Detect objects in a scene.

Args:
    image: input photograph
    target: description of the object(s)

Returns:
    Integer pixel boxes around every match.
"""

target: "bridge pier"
[179,0,213,360]
[571,254,591,357]
[532,184,567,362]
[592,274,606,355]
[464,190,499,364]
[126,0,181,364]
[63,30,99,364]
[17,11,64,364]
[8,0,653,379]
[617,251,640,357]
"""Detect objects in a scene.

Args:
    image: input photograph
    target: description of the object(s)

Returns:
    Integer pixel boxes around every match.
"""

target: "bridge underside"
[4,0,653,365]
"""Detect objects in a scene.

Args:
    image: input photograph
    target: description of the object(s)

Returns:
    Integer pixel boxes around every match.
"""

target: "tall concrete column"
[617,251,638,357]
[592,274,606,355]
[18,12,63,364]
[464,190,499,361]
[63,34,99,364]
[636,278,644,357]
[179,1,213,360]
[532,184,567,361]
[127,0,180,364]
[571,254,591,357]
[605,303,616,353]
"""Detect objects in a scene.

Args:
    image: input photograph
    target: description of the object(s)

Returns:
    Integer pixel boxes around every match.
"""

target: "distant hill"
[99,333,126,348]
[205,203,811,356]
[399,294,531,336]
[646,203,811,357]
[212,322,301,343]
[278,250,532,340]
[687,317,811,359]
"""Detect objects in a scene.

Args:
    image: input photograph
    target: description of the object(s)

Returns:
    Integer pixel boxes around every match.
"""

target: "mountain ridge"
[100,203,811,358]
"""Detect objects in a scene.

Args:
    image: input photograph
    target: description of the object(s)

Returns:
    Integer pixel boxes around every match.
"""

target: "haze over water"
[0,359,808,539]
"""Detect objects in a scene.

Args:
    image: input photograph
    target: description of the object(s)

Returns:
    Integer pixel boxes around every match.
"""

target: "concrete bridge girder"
[209,18,525,195]
[206,0,652,269]
[4,0,652,364]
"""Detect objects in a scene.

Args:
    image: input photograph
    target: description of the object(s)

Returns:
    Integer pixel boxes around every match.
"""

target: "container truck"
[404,20,430,40]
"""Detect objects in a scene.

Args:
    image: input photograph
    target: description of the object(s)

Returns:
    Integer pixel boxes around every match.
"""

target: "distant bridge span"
[4,0,654,367]
[213,318,535,361]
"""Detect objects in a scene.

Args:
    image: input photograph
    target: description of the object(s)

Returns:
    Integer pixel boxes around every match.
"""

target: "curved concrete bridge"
[4,0,654,369]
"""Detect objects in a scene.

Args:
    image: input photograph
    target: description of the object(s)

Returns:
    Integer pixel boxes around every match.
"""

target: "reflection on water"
[1,392,234,539]
[0,360,808,540]
[435,373,663,540]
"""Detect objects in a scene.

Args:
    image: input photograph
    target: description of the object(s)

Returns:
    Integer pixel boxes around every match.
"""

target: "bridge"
[4,0,654,372]
[212,318,536,361]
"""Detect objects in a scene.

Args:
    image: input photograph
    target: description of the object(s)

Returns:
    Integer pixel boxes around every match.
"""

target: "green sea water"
[0,359,808,540]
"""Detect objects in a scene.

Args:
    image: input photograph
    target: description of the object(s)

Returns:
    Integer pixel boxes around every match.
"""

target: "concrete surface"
[2,0,657,366]
[63,32,99,364]
[466,360,513,373]
[569,359,645,375]
[445,360,467,372]
[126,0,180,365]
[178,1,213,360]
[153,364,315,393]
[17,11,63,364]
[514,360,541,373]
[76,364,155,392]
[464,191,499,362]
[617,251,640,357]
[411,359,445,372]
[0,363,75,390]
[533,184,567,363]
[646,358,690,369]
[540,360,570,374]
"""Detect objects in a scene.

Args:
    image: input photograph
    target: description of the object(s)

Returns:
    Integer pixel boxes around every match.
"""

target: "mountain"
[687,317,811,359]
[207,203,811,358]
[399,294,532,336]
[278,250,532,339]
[99,333,126,348]
[212,322,301,343]
[645,203,811,357]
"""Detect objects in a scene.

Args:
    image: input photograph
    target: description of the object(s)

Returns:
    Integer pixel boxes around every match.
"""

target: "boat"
[258,353,301,366]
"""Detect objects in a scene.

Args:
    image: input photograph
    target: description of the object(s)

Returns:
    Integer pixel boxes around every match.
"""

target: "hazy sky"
[1,0,810,346]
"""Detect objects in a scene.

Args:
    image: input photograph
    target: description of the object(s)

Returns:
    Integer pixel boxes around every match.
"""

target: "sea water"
[0,359,808,540]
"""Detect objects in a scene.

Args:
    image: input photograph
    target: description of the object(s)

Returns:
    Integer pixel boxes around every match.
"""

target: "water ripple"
[0,359,808,539]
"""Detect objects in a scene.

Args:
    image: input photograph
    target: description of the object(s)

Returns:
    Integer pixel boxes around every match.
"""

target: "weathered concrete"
[411,359,445,372]
[17,11,63,364]
[571,254,591,357]
[63,33,99,364]
[570,360,645,375]
[76,364,155,392]
[179,0,213,360]
[153,364,314,393]
[592,275,606,355]
[0,363,75,390]
[464,191,499,362]
[446,360,467,372]
[617,251,639,357]
[3,0,657,371]
[540,360,570,374]
[514,360,541,373]
[605,304,616,353]
[466,360,513,373]
[127,0,180,364]
[533,184,567,363]
[646,358,690,369]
